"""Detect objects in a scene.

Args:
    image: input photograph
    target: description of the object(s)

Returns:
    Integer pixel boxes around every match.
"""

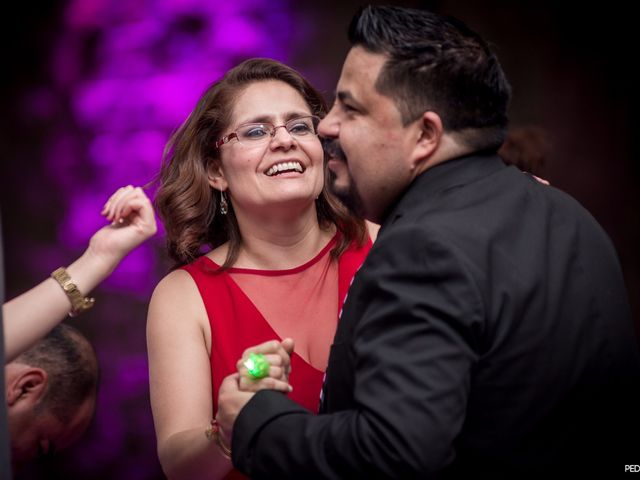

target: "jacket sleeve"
[232,224,484,479]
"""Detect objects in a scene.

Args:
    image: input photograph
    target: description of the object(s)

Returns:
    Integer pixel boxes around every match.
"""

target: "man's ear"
[6,367,48,407]
[409,111,443,171]
[207,163,228,191]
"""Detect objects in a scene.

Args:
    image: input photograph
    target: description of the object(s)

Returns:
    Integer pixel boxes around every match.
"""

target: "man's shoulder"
[374,166,613,266]
[367,218,471,274]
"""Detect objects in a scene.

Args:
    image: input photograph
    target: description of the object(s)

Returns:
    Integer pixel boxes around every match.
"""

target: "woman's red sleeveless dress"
[182,235,371,477]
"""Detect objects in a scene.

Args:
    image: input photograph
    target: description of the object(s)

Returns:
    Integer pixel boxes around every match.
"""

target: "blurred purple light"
[43,0,291,295]
[28,1,295,477]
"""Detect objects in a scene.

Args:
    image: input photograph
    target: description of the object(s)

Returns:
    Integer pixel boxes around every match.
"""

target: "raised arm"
[3,185,156,362]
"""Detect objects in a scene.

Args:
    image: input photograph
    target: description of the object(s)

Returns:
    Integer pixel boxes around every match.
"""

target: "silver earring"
[220,190,228,215]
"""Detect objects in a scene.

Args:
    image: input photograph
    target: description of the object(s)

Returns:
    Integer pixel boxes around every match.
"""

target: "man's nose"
[318,107,339,138]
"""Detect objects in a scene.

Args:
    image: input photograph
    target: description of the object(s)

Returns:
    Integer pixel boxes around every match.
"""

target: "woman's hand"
[86,185,158,272]
[236,338,295,393]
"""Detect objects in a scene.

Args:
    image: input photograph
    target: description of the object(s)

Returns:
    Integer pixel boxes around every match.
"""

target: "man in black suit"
[217,5,640,477]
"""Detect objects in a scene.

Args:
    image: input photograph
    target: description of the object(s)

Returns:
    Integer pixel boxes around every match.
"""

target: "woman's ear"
[207,163,228,191]
[409,111,443,171]
[6,366,48,407]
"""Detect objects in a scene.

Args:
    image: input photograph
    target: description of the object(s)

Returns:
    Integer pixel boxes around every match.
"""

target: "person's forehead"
[337,47,402,123]
[338,47,386,94]
[231,80,310,125]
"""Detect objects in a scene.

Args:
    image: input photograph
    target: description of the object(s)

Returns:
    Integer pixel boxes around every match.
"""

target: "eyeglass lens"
[236,116,319,144]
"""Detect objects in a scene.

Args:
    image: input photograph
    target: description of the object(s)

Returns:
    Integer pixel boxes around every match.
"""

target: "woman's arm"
[3,186,156,362]
[147,269,233,480]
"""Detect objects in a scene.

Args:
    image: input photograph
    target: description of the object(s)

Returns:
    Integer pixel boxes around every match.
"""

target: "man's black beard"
[322,137,346,162]
[326,161,367,219]
[322,137,367,218]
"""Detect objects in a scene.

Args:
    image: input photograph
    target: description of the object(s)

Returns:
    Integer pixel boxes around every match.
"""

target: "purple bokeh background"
[1,1,638,479]
[5,0,300,478]
[42,0,293,297]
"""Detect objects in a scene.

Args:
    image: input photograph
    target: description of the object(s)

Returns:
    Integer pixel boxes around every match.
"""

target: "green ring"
[244,353,270,379]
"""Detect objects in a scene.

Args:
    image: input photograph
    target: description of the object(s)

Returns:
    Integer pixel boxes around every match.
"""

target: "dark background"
[1,1,637,478]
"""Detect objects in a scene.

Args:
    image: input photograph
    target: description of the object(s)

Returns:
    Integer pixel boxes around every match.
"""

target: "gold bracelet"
[205,419,232,459]
[50,267,95,317]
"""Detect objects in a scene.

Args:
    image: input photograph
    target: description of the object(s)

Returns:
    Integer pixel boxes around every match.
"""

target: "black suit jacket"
[233,153,640,478]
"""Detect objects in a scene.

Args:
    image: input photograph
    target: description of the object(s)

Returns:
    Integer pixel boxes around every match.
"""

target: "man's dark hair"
[16,324,98,423]
[348,5,511,151]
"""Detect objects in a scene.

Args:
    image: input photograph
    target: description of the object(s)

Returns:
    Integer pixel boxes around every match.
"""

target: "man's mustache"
[321,137,347,162]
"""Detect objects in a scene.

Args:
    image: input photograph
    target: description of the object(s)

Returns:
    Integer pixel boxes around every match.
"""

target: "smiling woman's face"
[210,80,324,217]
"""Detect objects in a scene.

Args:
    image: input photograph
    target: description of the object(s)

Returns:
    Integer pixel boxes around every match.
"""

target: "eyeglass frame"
[215,115,321,149]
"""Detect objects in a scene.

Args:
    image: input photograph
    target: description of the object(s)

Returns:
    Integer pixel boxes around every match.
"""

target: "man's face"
[318,46,418,223]
[6,371,95,465]
[9,397,95,465]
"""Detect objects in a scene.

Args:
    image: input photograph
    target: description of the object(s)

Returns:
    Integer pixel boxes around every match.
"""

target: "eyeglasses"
[215,115,320,149]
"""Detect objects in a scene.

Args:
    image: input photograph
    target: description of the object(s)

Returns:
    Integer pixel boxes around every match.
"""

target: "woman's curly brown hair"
[155,58,366,269]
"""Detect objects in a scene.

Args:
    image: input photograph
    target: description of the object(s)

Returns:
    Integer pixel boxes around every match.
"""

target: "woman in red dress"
[147,58,374,479]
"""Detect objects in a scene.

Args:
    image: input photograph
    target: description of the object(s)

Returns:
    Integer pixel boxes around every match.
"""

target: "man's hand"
[531,174,550,185]
[216,373,255,444]
[216,339,295,444]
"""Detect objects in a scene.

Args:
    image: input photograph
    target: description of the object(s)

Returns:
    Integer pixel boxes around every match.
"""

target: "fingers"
[240,339,292,362]
[236,339,294,393]
[236,354,289,385]
[238,375,292,393]
[217,373,251,437]
[523,172,550,186]
[532,174,550,185]
[237,340,292,377]
[236,350,288,368]
[101,186,157,235]
[102,185,135,223]
[237,361,288,381]
[218,372,241,395]
[281,337,295,355]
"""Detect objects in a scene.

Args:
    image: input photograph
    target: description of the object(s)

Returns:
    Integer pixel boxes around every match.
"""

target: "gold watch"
[51,267,95,317]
